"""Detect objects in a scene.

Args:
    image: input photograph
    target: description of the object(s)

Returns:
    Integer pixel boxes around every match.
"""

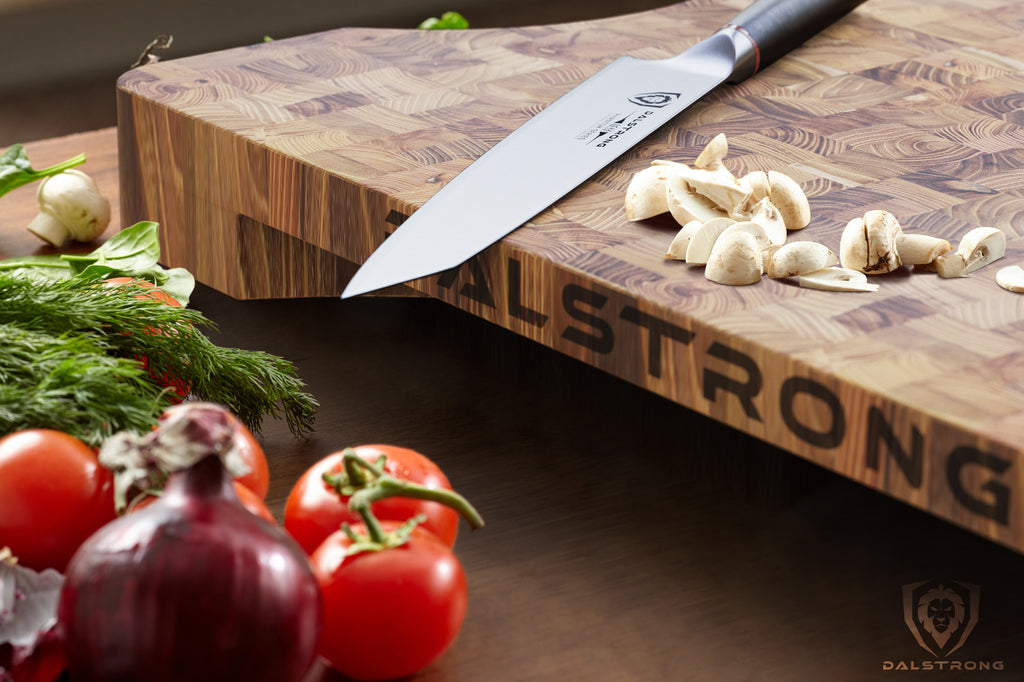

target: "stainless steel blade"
[342,32,741,298]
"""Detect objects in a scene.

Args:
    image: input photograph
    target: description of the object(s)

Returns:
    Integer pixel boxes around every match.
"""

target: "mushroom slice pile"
[628,133,813,285]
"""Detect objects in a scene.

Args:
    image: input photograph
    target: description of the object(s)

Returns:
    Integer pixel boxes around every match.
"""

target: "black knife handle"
[724,0,867,81]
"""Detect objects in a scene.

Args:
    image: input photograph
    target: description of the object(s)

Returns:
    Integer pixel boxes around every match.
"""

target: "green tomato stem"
[333,449,485,530]
[349,475,484,530]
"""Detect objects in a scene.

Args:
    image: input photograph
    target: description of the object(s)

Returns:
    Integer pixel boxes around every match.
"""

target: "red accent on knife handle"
[724,24,761,75]
[726,0,866,79]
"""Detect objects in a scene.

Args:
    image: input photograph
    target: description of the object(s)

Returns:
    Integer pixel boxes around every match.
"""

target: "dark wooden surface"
[115,0,1024,553]
[4,130,1024,681]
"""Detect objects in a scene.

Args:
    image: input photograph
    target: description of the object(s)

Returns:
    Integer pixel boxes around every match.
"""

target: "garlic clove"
[767,241,838,278]
[665,220,703,260]
[995,265,1024,293]
[624,166,670,221]
[685,217,737,265]
[799,267,880,292]
[767,171,810,231]
[705,231,762,286]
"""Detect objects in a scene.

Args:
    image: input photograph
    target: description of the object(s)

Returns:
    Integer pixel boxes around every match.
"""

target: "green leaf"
[0,143,87,199]
[419,11,469,29]
[0,221,195,305]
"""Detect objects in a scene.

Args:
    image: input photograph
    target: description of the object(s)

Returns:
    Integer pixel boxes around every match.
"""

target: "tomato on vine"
[284,445,463,554]
[310,520,467,681]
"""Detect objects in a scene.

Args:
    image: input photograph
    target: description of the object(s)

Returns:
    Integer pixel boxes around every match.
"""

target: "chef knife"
[341,0,866,298]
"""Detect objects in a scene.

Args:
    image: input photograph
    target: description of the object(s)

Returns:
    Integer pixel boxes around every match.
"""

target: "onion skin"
[57,455,322,682]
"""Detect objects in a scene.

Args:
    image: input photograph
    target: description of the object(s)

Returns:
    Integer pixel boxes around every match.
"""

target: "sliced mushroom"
[665,220,703,260]
[684,217,737,265]
[767,170,811,231]
[624,165,670,221]
[996,265,1024,293]
[898,233,952,267]
[799,267,880,292]
[695,133,728,170]
[839,209,903,275]
[934,226,1006,278]
[746,197,787,247]
[665,172,725,226]
[658,161,750,216]
[767,241,838,278]
[742,171,771,206]
[705,231,762,286]
[720,220,771,253]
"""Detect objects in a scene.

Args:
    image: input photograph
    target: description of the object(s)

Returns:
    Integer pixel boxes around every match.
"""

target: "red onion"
[56,404,322,682]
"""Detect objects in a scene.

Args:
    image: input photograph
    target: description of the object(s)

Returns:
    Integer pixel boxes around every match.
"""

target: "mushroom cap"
[705,231,762,286]
[839,210,903,275]
[36,169,111,241]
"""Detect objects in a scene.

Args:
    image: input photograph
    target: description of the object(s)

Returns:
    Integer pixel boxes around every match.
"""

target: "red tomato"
[0,430,116,572]
[100,277,189,401]
[284,445,458,554]
[158,411,270,500]
[225,414,270,500]
[310,522,467,681]
[128,480,275,523]
[102,276,180,307]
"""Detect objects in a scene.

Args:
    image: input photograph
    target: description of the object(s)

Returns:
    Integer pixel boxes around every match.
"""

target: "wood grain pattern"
[117,0,1024,553]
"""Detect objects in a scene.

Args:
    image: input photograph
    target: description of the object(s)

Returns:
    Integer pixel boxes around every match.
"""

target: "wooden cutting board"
[116,0,1024,553]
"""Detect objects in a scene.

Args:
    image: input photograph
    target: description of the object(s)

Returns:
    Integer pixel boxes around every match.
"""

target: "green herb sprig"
[0,274,318,445]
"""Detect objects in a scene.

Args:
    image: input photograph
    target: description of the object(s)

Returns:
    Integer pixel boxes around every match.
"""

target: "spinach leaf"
[0,221,195,305]
[0,144,86,199]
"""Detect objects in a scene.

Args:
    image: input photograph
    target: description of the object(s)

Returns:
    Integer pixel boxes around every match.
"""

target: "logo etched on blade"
[628,92,681,108]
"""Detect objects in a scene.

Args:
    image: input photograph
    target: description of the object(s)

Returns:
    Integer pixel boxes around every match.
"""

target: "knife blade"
[341,0,866,298]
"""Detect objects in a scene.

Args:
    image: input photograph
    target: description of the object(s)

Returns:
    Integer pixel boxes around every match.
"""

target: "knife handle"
[723,0,866,82]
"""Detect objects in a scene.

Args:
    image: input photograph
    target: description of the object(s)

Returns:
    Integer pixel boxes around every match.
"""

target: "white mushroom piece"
[27,169,111,247]
[897,234,952,267]
[767,171,811,231]
[683,217,737,265]
[665,220,702,260]
[705,230,762,286]
[624,166,670,221]
[766,241,838,278]
[933,226,1006,278]
[799,267,880,292]
[996,265,1024,293]
[839,209,904,275]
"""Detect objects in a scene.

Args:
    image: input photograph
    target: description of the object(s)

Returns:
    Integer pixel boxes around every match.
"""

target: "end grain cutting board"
[117,0,1024,553]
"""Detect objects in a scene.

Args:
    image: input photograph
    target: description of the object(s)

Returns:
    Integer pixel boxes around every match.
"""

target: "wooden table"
[4,129,1024,680]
